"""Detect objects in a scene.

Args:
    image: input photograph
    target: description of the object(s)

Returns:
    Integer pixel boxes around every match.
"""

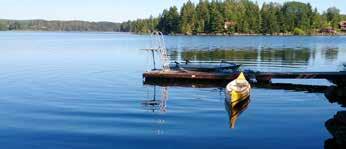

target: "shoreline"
[1,30,346,36]
[171,32,346,36]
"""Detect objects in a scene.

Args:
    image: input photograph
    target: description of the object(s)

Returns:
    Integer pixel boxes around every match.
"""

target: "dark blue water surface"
[0,32,345,149]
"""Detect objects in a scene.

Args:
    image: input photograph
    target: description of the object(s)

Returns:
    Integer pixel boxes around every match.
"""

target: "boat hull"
[226,72,251,105]
[169,62,240,72]
[226,86,250,105]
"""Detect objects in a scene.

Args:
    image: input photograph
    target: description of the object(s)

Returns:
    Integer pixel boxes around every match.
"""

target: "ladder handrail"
[150,31,170,71]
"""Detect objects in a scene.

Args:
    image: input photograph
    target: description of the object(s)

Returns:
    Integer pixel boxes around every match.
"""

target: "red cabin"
[320,27,336,34]
[340,21,346,31]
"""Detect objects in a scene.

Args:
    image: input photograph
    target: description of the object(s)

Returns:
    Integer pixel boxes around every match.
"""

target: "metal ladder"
[151,31,170,71]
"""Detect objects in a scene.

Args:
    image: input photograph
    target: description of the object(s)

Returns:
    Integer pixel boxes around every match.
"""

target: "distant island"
[1,0,346,35]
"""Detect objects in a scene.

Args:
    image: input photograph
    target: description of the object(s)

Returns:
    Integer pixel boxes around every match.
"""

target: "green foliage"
[261,2,280,34]
[180,0,196,34]
[223,0,237,33]
[325,7,341,29]
[311,8,324,29]
[123,0,344,35]
[1,0,343,35]
[157,7,180,34]
[293,27,305,35]
[243,0,261,33]
[209,0,224,33]
[130,16,159,33]
[0,21,7,30]
[0,19,122,32]
[281,2,313,32]
[195,0,210,33]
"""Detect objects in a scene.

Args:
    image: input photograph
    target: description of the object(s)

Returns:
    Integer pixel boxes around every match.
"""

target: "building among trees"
[340,21,346,31]
[224,21,236,30]
[320,27,336,34]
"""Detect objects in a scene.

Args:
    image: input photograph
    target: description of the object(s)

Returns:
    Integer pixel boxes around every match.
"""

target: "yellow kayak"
[226,72,251,105]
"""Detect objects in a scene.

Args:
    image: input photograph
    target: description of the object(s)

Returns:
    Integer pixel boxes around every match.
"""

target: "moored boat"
[226,72,251,105]
[170,60,241,72]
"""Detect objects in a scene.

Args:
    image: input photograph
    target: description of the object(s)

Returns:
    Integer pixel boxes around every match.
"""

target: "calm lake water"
[0,32,345,149]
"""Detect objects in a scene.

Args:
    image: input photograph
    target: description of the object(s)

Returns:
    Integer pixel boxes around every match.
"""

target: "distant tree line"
[120,0,346,35]
[0,19,122,32]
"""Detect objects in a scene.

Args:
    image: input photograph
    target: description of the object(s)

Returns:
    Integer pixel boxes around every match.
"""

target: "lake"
[0,32,345,149]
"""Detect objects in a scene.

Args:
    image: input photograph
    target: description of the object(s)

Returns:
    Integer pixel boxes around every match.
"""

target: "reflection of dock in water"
[144,78,330,93]
[142,86,168,113]
[143,80,335,131]
[143,78,346,146]
[141,85,169,136]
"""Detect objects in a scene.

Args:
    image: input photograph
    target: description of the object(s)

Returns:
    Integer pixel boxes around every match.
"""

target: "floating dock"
[143,31,346,87]
[143,70,346,86]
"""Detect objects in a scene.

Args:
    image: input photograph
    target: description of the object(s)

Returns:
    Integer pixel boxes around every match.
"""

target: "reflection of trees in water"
[170,48,317,66]
[169,51,179,61]
[324,86,346,149]
[178,48,258,61]
[260,48,313,64]
[322,48,339,61]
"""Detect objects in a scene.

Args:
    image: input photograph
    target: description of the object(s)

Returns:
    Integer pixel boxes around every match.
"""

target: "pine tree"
[209,0,224,33]
[158,6,180,34]
[234,0,246,33]
[180,0,196,34]
[244,0,261,33]
[195,0,210,33]
[223,0,237,33]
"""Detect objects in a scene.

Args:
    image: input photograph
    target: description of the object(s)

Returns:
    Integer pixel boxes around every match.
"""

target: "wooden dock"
[143,70,346,86]
[143,70,240,81]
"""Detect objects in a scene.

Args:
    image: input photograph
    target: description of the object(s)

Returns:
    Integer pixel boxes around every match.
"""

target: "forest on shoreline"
[0,19,122,32]
[1,0,345,35]
[120,0,346,35]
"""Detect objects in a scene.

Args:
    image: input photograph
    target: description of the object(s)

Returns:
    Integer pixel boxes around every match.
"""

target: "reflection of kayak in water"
[226,72,251,105]
[225,97,250,128]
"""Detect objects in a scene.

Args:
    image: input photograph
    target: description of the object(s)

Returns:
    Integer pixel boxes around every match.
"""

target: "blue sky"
[0,0,344,22]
